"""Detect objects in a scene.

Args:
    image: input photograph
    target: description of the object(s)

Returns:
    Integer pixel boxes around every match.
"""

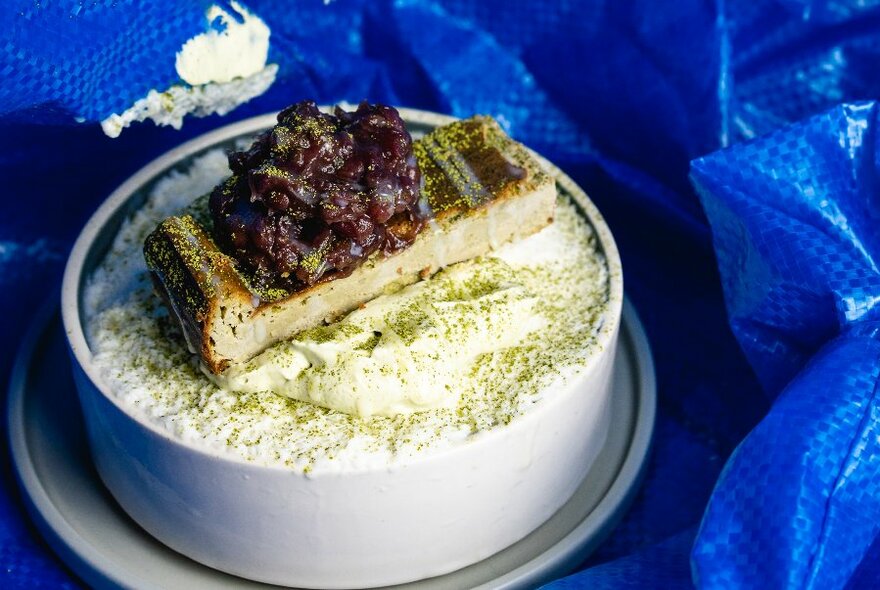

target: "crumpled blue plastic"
[691,102,880,589]
[3,1,880,588]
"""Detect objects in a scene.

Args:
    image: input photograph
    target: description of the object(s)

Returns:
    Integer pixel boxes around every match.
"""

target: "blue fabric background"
[2,1,880,587]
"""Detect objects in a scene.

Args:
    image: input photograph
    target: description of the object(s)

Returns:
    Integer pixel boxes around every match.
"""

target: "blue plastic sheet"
[2,1,880,588]
[692,102,880,589]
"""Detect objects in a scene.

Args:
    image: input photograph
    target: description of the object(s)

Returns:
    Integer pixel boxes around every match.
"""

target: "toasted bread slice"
[144,116,556,373]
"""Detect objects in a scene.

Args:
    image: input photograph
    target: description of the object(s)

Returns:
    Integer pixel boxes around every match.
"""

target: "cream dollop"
[175,1,270,86]
[100,2,273,137]
[210,259,545,418]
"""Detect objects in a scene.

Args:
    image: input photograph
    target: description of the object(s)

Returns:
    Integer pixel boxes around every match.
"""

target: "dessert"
[64,107,622,588]
[144,101,556,373]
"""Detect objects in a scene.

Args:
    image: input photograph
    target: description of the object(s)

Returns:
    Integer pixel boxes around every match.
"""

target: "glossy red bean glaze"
[210,100,424,292]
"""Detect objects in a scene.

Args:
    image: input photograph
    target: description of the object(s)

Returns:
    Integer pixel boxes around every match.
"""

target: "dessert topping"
[210,100,425,292]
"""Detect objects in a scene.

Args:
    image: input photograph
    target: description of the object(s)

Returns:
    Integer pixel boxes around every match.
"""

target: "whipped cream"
[175,2,271,86]
[212,259,544,417]
[100,2,274,138]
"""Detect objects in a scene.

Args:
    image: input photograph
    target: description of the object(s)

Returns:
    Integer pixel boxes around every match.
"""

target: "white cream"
[100,2,274,138]
[175,2,271,86]
[212,259,545,418]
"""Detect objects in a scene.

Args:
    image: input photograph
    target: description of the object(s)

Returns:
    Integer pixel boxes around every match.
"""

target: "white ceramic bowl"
[61,110,623,588]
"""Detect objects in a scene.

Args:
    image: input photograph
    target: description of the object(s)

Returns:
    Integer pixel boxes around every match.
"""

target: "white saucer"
[7,299,654,590]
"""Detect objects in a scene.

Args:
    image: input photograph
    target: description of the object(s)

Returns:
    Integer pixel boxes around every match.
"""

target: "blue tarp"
[2,1,880,587]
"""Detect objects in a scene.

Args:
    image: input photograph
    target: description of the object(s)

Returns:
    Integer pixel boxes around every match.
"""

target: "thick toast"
[144,116,556,373]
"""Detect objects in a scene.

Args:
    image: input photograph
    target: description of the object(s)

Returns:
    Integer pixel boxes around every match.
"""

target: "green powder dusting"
[85,147,612,475]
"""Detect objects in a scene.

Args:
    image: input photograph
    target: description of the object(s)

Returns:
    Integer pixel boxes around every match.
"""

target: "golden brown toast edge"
[143,116,556,373]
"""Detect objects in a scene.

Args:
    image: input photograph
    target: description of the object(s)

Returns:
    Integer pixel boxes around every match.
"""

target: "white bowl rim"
[61,107,624,476]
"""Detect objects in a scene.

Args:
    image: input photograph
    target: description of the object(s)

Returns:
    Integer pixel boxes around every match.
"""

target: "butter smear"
[175,1,270,85]
[101,2,274,138]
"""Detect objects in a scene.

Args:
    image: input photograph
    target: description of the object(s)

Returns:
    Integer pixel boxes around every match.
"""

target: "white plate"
[7,298,654,590]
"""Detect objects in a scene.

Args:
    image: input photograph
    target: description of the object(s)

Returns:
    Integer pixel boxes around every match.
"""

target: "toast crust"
[144,116,557,373]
